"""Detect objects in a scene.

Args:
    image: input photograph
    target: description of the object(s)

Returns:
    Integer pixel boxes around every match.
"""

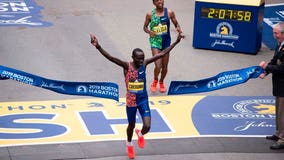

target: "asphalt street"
[1,0,284,160]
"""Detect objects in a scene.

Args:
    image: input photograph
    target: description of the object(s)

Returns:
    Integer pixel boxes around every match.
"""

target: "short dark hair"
[132,48,143,56]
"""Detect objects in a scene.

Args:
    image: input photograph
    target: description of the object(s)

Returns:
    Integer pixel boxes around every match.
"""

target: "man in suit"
[259,21,284,150]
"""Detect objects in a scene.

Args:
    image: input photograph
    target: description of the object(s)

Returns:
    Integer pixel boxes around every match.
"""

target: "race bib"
[153,23,167,35]
[128,79,144,92]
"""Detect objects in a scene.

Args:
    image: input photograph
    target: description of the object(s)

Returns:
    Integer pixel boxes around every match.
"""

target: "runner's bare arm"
[145,33,184,66]
[168,9,182,34]
[143,12,156,37]
[90,34,128,70]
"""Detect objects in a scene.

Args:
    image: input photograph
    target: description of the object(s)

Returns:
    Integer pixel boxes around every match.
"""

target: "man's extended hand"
[259,61,267,79]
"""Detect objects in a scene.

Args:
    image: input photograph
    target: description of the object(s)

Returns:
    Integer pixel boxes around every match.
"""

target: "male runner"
[143,0,183,93]
[90,33,183,159]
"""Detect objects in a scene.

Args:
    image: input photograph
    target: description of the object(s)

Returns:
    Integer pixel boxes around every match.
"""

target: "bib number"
[128,80,144,93]
[153,23,167,35]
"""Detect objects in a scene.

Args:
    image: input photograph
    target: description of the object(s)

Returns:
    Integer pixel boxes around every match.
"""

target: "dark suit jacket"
[266,43,284,96]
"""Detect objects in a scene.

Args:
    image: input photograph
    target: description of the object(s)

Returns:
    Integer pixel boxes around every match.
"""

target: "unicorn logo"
[210,22,239,40]
[207,80,217,88]
[233,99,275,114]
[253,104,275,114]
[216,22,233,35]
[220,26,228,35]
[77,85,88,93]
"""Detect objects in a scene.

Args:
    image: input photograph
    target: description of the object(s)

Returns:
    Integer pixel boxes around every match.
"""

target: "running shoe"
[135,129,145,148]
[159,82,166,93]
[126,142,135,159]
[150,80,158,93]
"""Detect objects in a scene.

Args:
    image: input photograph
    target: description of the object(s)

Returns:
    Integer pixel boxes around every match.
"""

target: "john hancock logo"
[0,0,52,27]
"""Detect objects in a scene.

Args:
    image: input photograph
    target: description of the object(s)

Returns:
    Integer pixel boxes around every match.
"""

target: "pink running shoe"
[151,80,158,93]
[159,82,166,93]
[126,142,135,159]
[135,129,145,148]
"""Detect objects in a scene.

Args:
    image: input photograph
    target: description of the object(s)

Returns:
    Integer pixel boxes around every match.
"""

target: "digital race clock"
[192,0,264,54]
[201,7,252,22]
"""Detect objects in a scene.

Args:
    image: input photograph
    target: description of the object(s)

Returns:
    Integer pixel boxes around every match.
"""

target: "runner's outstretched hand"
[90,34,100,48]
[176,33,185,43]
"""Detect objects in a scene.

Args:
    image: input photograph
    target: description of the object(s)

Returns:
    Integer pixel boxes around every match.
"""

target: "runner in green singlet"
[143,0,183,93]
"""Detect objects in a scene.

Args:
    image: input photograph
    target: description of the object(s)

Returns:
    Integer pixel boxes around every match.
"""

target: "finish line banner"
[168,66,263,95]
[0,65,119,101]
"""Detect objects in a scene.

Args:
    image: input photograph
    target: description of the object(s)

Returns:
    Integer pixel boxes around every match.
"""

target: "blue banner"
[0,65,119,101]
[168,66,263,95]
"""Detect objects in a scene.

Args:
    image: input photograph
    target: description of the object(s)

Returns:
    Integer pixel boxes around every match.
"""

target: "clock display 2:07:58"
[201,7,252,22]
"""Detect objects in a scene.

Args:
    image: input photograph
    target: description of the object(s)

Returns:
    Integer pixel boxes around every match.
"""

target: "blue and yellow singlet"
[125,63,148,107]
[149,8,171,50]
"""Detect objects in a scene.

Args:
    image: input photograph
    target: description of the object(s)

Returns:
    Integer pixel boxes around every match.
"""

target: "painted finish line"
[0,95,274,147]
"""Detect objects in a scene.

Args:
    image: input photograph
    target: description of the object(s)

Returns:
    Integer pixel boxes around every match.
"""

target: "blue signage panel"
[193,1,264,54]
[262,4,284,49]
[0,0,52,27]
[192,96,275,135]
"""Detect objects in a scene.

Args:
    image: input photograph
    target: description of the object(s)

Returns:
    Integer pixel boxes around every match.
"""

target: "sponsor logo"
[41,82,65,90]
[0,69,34,85]
[209,22,239,48]
[192,96,275,135]
[207,74,243,88]
[213,99,275,132]
[77,85,88,93]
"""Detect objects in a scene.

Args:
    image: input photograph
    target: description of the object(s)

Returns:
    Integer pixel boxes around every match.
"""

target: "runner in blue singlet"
[143,0,183,93]
[90,33,183,159]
